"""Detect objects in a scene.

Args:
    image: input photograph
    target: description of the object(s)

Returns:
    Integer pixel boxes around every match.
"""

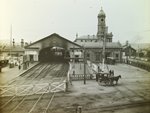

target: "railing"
[70,74,94,81]
[0,81,66,97]
[123,58,150,71]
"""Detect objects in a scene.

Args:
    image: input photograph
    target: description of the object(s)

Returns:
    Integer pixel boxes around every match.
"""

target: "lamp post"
[83,46,86,84]
[73,46,75,69]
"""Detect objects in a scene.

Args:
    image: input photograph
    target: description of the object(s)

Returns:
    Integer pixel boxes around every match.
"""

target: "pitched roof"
[122,45,136,51]
[2,46,24,52]
[25,33,81,48]
[75,41,122,49]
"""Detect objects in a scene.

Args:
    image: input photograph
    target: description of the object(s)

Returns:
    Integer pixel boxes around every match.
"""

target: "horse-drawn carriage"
[96,71,121,86]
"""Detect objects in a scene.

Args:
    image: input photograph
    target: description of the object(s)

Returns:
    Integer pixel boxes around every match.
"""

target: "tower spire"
[97,3,106,40]
[100,0,103,9]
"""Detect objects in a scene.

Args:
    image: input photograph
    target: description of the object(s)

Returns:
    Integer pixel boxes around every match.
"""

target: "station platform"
[0,62,39,85]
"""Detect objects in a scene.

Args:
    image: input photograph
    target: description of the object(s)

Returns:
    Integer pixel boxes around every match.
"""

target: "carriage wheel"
[98,78,103,86]
[105,80,110,86]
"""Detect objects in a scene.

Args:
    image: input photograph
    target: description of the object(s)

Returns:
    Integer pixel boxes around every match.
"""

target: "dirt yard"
[0,63,150,113]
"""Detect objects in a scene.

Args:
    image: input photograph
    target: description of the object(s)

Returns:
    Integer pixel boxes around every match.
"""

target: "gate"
[0,85,16,97]
[16,84,34,96]
[34,83,49,95]
[0,81,66,97]
[50,81,66,92]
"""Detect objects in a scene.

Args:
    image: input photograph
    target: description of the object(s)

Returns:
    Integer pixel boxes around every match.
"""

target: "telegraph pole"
[102,31,106,71]
[83,47,86,84]
[10,25,12,58]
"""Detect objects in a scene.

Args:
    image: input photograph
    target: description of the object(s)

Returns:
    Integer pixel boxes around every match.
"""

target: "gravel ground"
[0,63,150,113]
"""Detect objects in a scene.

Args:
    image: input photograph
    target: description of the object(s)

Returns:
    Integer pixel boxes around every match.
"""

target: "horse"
[110,75,121,85]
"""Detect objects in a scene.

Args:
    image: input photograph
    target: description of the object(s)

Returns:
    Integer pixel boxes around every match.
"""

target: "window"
[95,52,100,61]
[115,54,119,59]
[87,53,90,58]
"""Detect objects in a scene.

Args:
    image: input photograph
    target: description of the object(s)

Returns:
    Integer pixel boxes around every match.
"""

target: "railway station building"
[24,33,82,62]
[25,8,122,63]
[74,8,122,63]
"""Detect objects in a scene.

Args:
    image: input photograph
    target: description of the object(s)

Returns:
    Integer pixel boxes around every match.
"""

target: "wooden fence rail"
[0,81,66,97]
[123,59,150,72]
[70,74,94,81]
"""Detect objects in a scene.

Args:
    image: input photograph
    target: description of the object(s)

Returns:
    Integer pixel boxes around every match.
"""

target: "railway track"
[0,92,56,113]
[8,63,45,85]
[0,62,69,113]
[20,63,44,77]
[23,63,56,84]
[27,92,55,113]
[25,63,50,78]
[8,62,69,85]
[36,63,59,80]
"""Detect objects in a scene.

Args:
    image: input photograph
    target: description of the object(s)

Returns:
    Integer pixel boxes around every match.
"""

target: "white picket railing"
[0,81,66,97]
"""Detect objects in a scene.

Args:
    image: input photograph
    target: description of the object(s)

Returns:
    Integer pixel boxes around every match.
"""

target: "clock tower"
[97,7,106,40]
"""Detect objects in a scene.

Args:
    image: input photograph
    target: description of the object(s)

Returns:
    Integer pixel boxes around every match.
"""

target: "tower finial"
[100,0,103,9]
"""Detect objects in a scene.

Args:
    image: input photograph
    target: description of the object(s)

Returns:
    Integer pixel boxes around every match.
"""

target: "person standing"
[18,64,21,70]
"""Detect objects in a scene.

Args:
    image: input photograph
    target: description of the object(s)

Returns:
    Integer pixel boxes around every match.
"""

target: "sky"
[0,0,150,44]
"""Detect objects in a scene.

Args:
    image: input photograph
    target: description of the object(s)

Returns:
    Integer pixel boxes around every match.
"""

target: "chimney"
[76,33,78,39]
[126,40,129,46]
[13,38,15,47]
[25,42,28,46]
[93,35,95,38]
[21,39,24,47]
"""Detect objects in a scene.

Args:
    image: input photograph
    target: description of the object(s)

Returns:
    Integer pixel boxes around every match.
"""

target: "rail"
[123,58,150,71]
[70,74,94,81]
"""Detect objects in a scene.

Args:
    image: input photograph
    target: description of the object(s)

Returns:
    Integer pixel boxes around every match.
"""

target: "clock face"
[101,19,104,21]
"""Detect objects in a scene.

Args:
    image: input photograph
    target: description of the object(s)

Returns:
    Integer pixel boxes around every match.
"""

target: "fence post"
[78,106,82,113]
